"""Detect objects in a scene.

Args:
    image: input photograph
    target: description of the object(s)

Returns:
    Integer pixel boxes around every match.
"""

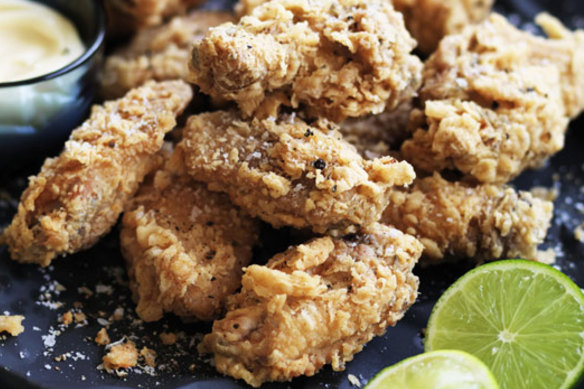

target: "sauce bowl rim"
[0,0,106,88]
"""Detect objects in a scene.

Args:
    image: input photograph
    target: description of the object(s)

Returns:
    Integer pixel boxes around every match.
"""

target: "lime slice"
[365,350,499,389]
[426,260,584,389]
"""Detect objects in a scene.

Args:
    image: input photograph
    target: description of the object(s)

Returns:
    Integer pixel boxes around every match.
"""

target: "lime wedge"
[426,260,584,389]
[365,350,499,389]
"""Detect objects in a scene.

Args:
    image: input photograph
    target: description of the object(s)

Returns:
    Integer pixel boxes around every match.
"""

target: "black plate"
[2,1,584,388]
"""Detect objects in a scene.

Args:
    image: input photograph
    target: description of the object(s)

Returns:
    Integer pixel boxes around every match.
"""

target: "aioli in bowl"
[0,0,85,83]
[0,0,105,162]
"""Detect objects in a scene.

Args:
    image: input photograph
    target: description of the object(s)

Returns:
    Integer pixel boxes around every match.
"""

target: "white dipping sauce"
[0,0,85,83]
[0,0,87,130]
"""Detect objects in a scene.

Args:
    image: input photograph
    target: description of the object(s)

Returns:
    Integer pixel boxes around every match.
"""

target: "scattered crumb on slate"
[0,315,25,336]
[348,373,362,388]
[95,328,111,346]
[140,347,157,367]
[159,332,178,345]
[102,340,139,375]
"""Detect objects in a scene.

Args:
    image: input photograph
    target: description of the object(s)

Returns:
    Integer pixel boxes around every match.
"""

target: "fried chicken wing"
[177,110,415,233]
[392,0,494,55]
[121,152,259,322]
[401,14,576,184]
[101,11,235,99]
[199,223,423,387]
[103,0,204,38]
[236,0,494,55]
[1,81,192,267]
[381,173,554,263]
[189,0,423,122]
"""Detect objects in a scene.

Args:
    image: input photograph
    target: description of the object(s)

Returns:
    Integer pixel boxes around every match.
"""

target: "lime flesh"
[365,350,499,389]
[426,260,584,389]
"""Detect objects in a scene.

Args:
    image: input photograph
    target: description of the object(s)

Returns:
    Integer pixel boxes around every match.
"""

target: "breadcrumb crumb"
[102,341,138,373]
[0,315,24,336]
[95,328,111,346]
[159,332,178,345]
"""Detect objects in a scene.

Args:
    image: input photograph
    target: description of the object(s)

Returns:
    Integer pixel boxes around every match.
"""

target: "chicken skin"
[121,151,259,322]
[101,11,235,99]
[381,173,554,263]
[1,81,192,267]
[401,14,581,184]
[189,0,423,122]
[199,223,423,387]
[177,110,415,233]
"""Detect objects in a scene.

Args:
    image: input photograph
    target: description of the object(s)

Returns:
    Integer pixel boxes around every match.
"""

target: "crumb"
[73,301,83,309]
[575,223,584,242]
[109,307,124,322]
[95,328,111,346]
[60,311,73,326]
[159,332,177,345]
[0,315,25,336]
[188,363,196,372]
[140,347,157,367]
[74,312,87,324]
[78,286,93,297]
[102,340,138,373]
[348,373,362,388]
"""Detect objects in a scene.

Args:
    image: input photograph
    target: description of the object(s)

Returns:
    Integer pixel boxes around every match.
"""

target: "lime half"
[365,350,499,389]
[426,260,584,389]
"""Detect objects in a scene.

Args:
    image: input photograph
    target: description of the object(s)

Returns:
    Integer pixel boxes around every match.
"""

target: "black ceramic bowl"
[0,0,106,164]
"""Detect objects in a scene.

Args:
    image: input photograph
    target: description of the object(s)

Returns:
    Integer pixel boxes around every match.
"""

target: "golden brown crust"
[401,14,572,184]
[199,223,422,387]
[120,153,259,322]
[1,81,192,267]
[101,11,235,99]
[381,173,554,263]
[393,0,494,55]
[235,0,494,55]
[177,111,415,233]
[190,0,422,122]
[532,13,584,119]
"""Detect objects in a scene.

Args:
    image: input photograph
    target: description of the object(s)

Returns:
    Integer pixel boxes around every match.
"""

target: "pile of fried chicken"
[2,0,584,386]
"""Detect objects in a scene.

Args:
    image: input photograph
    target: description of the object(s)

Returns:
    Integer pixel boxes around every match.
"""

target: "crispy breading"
[236,0,494,55]
[102,341,138,373]
[120,153,259,322]
[199,223,422,387]
[190,0,422,122]
[177,111,415,233]
[401,14,573,184]
[339,101,413,159]
[103,0,204,38]
[0,315,25,336]
[381,173,554,263]
[1,81,192,267]
[392,0,494,55]
[101,11,235,99]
